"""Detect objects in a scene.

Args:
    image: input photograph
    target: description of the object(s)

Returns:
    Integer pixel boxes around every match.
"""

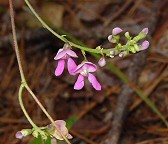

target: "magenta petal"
[55,59,65,76]
[54,49,67,60]
[66,50,78,58]
[74,74,84,90]
[74,63,84,74]
[67,58,77,75]
[84,62,97,72]
[112,27,123,35]
[88,73,101,91]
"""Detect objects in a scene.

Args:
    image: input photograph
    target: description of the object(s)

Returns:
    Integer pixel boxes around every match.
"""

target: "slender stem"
[19,84,39,129]
[9,0,71,143]
[9,0,26,83]
[24,84,71,144]
[24,0,117,55]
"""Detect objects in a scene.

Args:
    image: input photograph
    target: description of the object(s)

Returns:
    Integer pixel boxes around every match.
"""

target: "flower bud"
[16,131,23,139]
[140,40,149,50]
[112,27,123,35]
[110,50,115,56]
[108,35,113,42]
[98,57,106,67]
[125,32,131,40]
[141,28,148,35]
[15,129,32,139]
[119,51,128,57]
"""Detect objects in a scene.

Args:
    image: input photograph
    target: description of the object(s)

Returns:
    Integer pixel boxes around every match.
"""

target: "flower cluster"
[54,27,149,91]
[54,43,102,91]
[107,27,149,58]
[16,120,72,143]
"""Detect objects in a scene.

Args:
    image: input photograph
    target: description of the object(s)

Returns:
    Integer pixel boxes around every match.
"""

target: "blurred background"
[0,0,168,144]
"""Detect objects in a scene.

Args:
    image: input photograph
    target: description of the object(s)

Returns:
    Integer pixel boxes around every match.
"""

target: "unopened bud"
[140,40,149,50]
[119,51,128,57]
[108,35,113,42]
[98,57,106,67]
[141,28,148,35]
[112,27,123,35]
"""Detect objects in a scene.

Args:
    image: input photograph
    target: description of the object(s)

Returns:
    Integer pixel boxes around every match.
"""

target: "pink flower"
[73,61,101,91]
[54,43,78,76]
[48,120,73,141]
[98,57,106,67]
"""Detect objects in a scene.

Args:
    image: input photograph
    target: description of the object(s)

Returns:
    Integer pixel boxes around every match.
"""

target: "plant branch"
[9,0,26,82]
[9,0,71,143]
[24,0,118,55]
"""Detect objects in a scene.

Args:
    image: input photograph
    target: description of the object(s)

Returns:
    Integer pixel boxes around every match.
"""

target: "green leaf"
[44,137,52,144]
[65,117,79,130]
[30,136,42,144]
[30,136,52,144]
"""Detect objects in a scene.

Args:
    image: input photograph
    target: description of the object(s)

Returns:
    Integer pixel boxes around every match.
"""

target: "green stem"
[19,84,39,129]
[9,0,26,82]
[24,0,118,55]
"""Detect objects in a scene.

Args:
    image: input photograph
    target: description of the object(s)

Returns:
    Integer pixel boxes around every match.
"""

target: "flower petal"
[84,62,97,72]
[88,73,101,91]
[74,74,84,90]
[67,134,73,139]
[54,49,67,60]
[66,50,78,58]
[16,131,23,139]
[55,59,65,76]
[74,63,84,74]
[108,35,113,42]
[140,40,149,50]
[67,58,77,75]
[53,120,69,140]
[112,27,123,35]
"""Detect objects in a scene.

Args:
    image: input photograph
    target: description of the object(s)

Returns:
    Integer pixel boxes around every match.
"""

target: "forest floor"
[0,0,168,144]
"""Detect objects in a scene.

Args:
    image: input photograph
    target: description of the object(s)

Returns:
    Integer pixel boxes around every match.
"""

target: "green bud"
[20,129,32,136]
[134,44,139,52]
[125,32,131,40]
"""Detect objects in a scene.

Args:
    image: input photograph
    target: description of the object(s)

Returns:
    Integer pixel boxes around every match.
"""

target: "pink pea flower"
[48,120,73,141]
[54,43,78,76]
[53,120,72,140]
[73,61,101,91]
